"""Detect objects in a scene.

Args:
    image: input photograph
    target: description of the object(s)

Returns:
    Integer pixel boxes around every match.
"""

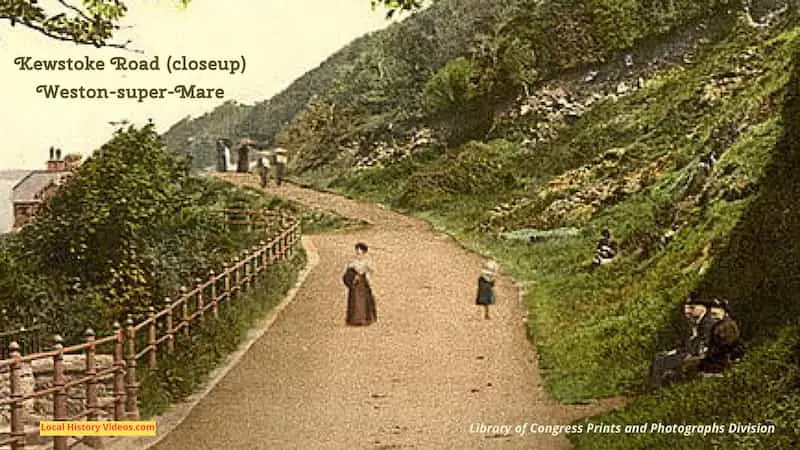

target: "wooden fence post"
[258,241,266,273]
[231,258,240,300]
[84,328,102,447]
[242,250,250,293]
[180,287,190,337]
[251,246,258,276]
[124,316,139,420]
[287,226,293,257]
[223,265,231,305]
[112,322,124,421]
[8,341,24,450]
[251,245,259,284]
[248,247,255,283]
[195,278,205,323]
[52,334,67,450]
[209,271,218,319]
[164,297,175,354]
[147,307,157,369]
[288,226,295,257]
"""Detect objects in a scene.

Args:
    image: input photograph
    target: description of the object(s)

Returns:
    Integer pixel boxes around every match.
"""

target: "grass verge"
[136,247,307,418]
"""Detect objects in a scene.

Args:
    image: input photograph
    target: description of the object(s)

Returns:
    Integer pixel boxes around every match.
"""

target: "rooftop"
[11,170,71,203]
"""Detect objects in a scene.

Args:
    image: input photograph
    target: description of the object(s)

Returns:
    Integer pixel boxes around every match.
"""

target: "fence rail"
[0,209,301,450]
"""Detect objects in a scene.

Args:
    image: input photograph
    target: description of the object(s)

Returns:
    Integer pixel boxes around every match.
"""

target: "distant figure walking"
[343,242,377,326]
[236,143,250,173]
[274,148,288,186]
[257,155,271,187]
[476,260,498,319]
[216,139,232,172]
[224,142,232,172]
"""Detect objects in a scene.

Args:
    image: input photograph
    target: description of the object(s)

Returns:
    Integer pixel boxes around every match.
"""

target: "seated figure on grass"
[591,228,618,267]
[698,297,745,376]
[648,293,716,390]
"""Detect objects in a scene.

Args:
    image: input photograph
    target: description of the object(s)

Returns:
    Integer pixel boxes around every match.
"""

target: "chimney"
[47,147,66,171]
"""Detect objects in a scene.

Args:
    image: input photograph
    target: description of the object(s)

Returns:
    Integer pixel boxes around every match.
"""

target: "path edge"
[101,236,320,450]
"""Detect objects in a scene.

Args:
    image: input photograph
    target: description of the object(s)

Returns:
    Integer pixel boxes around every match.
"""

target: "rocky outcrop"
[493,16,735,151]
[481,148,674,232]
[352,128,439,169]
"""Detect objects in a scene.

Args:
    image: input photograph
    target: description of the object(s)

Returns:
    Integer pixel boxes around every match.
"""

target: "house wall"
[13,202,40,229]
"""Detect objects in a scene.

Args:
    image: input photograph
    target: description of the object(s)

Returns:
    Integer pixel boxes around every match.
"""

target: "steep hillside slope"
[322,13,800,450]
[162,0,520,168]
[570,29,800,449]
[277,0,792,174]
[162,1,799,447]
[166,0,771,170]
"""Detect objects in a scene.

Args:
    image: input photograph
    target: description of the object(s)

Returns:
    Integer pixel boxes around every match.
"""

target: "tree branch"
[0,14,142,52]
[57,0,92,22]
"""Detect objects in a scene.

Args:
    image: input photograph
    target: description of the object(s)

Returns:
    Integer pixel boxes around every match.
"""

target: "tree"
[468,15,540,100]
[371,0,427,18]
[0,0,190,50]
[17,124,193,317]
[276,96,355,171]
[422,57,493,145]
[423,57,482,114]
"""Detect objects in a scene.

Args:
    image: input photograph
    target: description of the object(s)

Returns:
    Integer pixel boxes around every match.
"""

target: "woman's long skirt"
[346,275,377,326]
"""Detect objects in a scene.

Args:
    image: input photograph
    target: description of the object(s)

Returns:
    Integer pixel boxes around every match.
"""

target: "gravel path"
[151,174,621,449]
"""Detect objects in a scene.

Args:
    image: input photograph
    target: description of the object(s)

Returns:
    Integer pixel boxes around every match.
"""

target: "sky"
[0,0,405,170]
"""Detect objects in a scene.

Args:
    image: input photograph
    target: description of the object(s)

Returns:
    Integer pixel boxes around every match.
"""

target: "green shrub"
[397,140,520,208]
[0,125,299,342]
[138,248,306,418]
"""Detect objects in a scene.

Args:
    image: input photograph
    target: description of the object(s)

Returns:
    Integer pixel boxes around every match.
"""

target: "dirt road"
[151,174,619,449]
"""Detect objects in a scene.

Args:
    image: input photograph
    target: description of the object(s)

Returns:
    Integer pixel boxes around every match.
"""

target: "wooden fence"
[0,209,301,450]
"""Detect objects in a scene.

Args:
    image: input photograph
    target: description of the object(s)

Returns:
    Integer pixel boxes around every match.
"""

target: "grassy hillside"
[161,0,516,167]
[162,0,799,448]
[315,14,800,450]
[167,0,751,168]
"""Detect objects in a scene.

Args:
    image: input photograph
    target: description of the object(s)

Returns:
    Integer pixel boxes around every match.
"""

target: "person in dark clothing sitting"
[699,298,745,375]
[648,293,716,390]
[592,228,618,267]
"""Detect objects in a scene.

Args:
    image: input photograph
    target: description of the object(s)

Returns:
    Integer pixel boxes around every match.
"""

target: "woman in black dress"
[343,242,377,326]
